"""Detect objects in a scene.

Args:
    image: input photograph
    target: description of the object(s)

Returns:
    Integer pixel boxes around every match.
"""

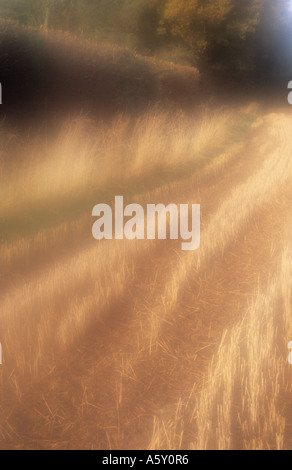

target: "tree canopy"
[0,0,291,85]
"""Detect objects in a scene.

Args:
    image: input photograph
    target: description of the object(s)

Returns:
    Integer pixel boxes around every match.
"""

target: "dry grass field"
[0,21,292,451]
[1,106,292,450]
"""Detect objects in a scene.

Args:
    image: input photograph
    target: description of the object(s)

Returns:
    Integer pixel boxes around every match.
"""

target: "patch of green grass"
[0,113,256,245]
[229,112,258,141]
[0,158,205,244]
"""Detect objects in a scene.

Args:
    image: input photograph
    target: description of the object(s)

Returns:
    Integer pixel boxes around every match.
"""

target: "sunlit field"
[1,105,292,450]
[0,14,292,450]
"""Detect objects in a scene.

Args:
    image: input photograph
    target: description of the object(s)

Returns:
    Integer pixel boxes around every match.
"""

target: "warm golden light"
[0,1,292,452]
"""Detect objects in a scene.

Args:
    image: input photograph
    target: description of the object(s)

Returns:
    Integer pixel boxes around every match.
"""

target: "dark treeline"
[0,0,292,87]
[0,21,201,130]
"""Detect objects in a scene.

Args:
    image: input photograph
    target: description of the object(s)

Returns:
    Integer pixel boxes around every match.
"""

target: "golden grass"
[1,107,291,450]
[0,107,232,218]
[192,233,292,450]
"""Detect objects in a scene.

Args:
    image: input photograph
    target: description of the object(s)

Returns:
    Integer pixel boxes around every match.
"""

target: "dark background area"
[0,1,291,79]
[0,1,291,128]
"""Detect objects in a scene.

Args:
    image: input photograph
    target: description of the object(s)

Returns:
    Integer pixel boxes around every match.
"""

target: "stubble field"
[0,22,292,451]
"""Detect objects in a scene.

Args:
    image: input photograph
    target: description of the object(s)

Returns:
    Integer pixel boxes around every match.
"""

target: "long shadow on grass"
[0,157,210,244]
